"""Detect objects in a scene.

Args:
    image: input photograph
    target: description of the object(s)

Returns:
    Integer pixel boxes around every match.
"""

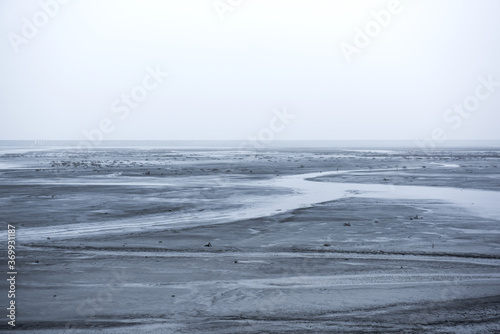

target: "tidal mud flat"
[1,146,500,333]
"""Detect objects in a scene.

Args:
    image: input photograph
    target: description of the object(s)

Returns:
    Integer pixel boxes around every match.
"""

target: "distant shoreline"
[1,139,500,149]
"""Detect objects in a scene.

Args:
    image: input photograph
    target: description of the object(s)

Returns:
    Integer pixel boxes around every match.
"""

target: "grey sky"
[1,0,499,141]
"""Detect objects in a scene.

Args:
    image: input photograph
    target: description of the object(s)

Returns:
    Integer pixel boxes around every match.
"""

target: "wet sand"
[1,147,499,333]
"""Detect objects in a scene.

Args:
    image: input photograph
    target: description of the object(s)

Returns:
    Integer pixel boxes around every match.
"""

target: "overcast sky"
[1,0,499,141]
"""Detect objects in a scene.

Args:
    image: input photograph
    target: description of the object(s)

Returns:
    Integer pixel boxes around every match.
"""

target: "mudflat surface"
[1,147,500,333]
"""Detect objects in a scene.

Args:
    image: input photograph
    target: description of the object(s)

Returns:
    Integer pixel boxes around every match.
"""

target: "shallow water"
[10,163,500,242]
[270,165,500,221]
